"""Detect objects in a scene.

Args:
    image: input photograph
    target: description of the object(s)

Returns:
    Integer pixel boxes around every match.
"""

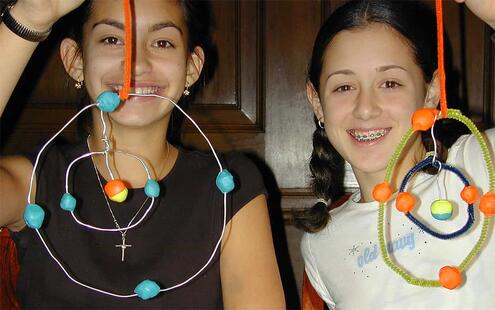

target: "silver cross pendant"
[116,237,132,262]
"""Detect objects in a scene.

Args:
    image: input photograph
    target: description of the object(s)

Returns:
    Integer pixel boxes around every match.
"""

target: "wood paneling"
[264,1,323,191]
[183,1,264,133]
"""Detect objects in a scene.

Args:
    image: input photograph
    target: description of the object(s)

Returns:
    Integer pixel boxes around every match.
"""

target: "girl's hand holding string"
[9,0,85,32]
[454,0,495,29]
[0,0,84,115]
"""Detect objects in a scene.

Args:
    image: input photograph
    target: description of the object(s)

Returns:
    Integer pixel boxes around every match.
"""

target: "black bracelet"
[1,3,51,42]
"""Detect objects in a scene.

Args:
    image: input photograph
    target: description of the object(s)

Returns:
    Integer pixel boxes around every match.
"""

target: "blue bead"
[431,199,453,221]
[96,91,120,112]
[24,204,45,229]
[216,169,235,193]
[432,213,452,220]
[60,193,77,212]
[134,279,160,300]
[144,179,160,198]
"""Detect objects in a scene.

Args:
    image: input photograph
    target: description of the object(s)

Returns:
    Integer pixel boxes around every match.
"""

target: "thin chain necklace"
[92,161,148,262]
[87,138,170,261]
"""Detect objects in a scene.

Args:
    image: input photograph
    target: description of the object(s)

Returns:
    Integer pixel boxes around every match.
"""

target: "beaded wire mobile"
[372,0,495,290]
[22,0,235,300]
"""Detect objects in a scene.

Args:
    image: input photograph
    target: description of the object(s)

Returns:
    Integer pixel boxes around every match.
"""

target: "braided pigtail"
[294,120,345,233]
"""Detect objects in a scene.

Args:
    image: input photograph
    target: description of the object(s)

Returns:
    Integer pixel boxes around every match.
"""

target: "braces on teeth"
[353,129,386,141]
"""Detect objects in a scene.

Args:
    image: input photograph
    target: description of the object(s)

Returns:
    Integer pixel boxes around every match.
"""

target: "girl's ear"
[60,38,84,82]
[186,46,205,86]
[306,81,324,122]
[424,70,440,109]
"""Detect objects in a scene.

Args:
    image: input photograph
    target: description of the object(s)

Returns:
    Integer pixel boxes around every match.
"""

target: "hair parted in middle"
[57,0,218,145]
[296,0,444,233]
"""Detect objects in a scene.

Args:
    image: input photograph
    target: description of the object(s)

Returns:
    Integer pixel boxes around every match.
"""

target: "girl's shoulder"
[25,140,87,164]
[177,148,266,203]
[444,128,494,192]
[448,128,495,155]
[447,128,495,168]
[179,148,263,180]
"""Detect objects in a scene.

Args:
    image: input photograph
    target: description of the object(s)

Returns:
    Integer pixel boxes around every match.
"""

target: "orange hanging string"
[119,0,132,101]
[435,0,448,118]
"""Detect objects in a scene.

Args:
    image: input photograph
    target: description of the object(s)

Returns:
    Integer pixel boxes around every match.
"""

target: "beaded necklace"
[87,134,169,262]
[22,0,236,300]
[371,0,495,290]
[89,148,147,262]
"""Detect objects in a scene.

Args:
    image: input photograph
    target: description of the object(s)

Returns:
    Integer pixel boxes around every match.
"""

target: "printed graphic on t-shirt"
[346,225,427,279]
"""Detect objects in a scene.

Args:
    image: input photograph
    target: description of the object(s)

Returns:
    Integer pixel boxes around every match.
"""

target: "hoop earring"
[183,83,190,96]
[75,79,84,89]
[318,120,324,129]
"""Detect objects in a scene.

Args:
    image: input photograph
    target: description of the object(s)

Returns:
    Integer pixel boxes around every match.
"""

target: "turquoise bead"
[24,203,45,229]
[431,199,453,220]
[96,91,120,112]
[216,169,235,193]
[60,193,77,211]
[144,179,160,198]
[134,279,160,300]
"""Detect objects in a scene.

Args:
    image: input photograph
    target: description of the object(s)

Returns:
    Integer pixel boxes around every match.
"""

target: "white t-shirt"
[301,129,495,310]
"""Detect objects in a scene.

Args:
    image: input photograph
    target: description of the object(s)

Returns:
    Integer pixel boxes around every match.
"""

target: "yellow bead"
[109,188,128,203]
[431,199,453,220]
[104,179,128,203]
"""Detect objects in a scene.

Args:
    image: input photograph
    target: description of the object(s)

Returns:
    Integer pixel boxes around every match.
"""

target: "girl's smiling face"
[64,0,203,128]
[310,23,436,184]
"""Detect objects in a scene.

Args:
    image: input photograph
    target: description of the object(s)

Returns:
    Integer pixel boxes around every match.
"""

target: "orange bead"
[411,108,439,131]
[439,266,462,290]
[104,180,127,198]
[395,192,416,213]
[479,192,495,217]
[460,185,479,204]
[373,182,393,203]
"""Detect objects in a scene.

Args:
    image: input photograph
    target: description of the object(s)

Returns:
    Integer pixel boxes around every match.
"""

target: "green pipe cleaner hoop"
[375,108,495,289]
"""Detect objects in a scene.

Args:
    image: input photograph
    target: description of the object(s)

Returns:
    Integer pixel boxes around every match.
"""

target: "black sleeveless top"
[13,143,266,309]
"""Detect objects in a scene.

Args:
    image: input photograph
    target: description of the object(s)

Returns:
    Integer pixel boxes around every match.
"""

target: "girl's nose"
[352,90,382,120]
[124,47,152,77]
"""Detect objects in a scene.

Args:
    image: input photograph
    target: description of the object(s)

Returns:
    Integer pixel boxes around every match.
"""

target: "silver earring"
[183,83,190,96]
[318,120,324,129]
[75,79,84,89]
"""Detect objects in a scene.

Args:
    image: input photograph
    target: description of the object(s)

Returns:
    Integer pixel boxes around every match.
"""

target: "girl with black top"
[0,0,285,308]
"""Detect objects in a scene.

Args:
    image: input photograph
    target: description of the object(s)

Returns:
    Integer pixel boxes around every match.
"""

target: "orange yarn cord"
[435,0,448,118]
[119,0,132,101]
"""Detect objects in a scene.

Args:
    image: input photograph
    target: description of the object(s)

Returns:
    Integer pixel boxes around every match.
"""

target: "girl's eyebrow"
[92,19,124,30]
[92,19,183,35]
[149,22,183,35]
[377,65,407,72]
[327,69,355,80]
[326,65,408,81]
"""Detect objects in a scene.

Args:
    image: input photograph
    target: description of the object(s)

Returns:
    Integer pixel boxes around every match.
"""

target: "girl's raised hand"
[0,0,85,115]
[454,0,495,29]
[10,0,86,32]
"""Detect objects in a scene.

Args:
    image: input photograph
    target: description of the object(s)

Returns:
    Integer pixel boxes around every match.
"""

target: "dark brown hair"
[296,0,443,233]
